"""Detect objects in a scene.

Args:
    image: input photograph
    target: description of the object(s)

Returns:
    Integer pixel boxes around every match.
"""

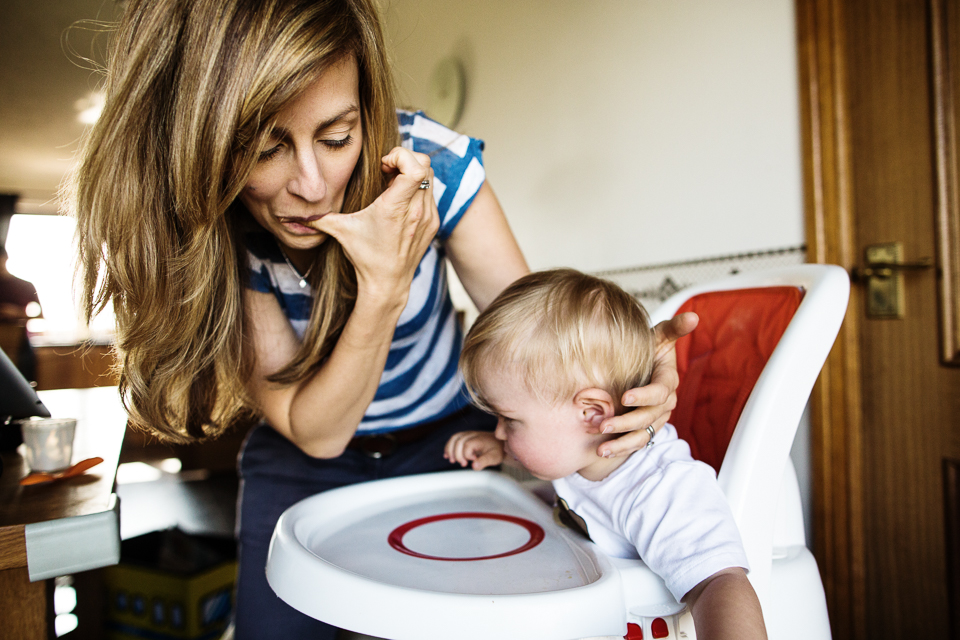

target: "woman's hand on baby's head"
[595,311,699,459]
[444,430,504,470]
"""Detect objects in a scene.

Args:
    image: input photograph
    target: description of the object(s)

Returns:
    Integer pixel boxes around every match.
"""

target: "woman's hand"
[311,147,439,308]
[595,311,699,458]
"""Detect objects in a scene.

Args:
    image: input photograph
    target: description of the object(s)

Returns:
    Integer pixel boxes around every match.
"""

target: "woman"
[67,0,695,636]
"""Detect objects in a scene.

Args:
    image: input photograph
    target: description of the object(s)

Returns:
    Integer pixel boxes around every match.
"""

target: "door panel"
[798,0,960,638]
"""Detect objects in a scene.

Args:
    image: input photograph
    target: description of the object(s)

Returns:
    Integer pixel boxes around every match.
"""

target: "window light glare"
[158,457,183,474]
[74,91,105,125]
[116,461,163,485]
[54,583,77,615]
[7,214,116,344]
[55,613,78,637]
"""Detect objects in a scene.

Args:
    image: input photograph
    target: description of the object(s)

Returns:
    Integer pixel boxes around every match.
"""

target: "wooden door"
[797,0,960,638]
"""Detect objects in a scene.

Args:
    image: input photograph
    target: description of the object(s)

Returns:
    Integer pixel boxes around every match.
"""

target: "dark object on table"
[1,346,50,477]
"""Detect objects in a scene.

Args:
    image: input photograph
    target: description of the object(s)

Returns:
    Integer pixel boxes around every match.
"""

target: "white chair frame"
[647,264,849,639]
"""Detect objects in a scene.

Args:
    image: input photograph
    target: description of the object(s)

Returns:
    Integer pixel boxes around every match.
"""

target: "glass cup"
[20,418,77,472]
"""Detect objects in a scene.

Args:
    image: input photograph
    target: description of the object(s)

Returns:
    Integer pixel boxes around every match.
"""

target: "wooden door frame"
[798,0,960,636]
[931,0,960,365]
[795,0,866,638]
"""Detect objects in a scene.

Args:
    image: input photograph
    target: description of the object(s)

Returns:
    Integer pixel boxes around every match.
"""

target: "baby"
[444,269,766,640]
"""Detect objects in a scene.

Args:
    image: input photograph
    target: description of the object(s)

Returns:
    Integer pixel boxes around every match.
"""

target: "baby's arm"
[444,431,504,470]
[683,567,767,640]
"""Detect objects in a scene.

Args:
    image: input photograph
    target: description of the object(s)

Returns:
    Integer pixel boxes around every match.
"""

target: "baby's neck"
[576,449,632,482]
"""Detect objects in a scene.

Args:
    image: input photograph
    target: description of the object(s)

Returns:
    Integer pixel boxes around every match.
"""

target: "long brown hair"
[64,0,399,441]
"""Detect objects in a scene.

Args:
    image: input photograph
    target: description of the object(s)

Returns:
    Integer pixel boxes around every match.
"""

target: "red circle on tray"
[388,512,545,561]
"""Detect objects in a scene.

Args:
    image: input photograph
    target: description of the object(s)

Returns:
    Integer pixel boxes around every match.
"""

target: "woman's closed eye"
[256,134,354,163]
[322,134,354,150]
[258,144,283,162]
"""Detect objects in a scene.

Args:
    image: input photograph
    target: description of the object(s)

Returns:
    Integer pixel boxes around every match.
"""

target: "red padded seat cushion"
[670,286,803,472]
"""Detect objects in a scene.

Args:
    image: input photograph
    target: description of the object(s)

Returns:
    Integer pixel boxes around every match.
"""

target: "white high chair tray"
[267,470,676,640]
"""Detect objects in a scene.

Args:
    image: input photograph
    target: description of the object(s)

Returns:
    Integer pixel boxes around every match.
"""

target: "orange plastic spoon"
[20,457,104,486]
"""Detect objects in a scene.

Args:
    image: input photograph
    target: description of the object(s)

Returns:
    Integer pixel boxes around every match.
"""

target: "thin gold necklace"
[276,241,314,289]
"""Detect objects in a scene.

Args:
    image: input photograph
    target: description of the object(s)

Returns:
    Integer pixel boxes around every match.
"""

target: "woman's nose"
[288,150,327,202]
[494,422,507,441]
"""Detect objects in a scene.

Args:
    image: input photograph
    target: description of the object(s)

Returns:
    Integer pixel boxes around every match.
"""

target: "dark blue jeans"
[234,406,495,640]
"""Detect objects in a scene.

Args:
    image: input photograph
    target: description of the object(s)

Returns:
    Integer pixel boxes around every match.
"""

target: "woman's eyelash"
[258,145,281,162]
[257,134,353,161]
[323,134,354,149]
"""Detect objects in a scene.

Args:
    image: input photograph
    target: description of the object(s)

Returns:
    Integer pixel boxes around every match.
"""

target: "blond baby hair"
[461,269,656,413]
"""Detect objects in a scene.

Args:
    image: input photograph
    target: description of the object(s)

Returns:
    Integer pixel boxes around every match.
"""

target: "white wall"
[383,0,813,546]
[382,0,805,272]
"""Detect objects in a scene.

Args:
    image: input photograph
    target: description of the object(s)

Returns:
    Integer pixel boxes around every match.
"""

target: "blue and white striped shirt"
[245,111,485,434]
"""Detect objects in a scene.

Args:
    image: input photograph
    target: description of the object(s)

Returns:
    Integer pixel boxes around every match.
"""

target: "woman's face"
[241,57,363,257]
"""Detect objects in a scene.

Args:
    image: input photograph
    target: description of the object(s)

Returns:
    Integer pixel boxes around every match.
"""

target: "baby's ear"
[574,388,616,431]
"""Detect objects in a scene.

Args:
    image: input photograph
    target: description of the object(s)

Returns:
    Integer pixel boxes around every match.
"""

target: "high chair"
[265,264,849,640]
[646,263,848,639]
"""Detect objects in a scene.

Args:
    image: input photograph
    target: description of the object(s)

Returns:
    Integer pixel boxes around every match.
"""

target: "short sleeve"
[552,425,749,603]
[398,110,485,240]
[623,458,749,602]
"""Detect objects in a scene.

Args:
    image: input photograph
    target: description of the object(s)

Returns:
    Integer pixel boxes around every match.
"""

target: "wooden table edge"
[0,525,27,570]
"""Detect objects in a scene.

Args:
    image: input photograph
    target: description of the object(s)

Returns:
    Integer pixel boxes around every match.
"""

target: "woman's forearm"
[285,293,406,456]
[246,287,406,457]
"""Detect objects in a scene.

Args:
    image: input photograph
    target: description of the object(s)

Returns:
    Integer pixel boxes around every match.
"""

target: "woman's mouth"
[279,214,325,234]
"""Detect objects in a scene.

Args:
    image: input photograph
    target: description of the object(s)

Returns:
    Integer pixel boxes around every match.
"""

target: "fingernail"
[602,425,612,434]
[624,394,635,405]
[601,450,613,458]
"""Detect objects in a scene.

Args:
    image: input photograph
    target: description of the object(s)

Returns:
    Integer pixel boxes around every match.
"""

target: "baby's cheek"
[509,443,562,480]
[505,438,535,467]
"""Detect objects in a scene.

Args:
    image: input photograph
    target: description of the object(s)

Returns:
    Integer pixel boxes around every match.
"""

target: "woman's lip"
[278,214,326,233]
[279,213,326,224]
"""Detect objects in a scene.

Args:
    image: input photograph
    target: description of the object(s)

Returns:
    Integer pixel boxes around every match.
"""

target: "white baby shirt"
[551,424,749,602]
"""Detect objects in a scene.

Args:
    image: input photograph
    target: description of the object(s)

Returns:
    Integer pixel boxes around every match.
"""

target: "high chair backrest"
[670,285,804,473]
[648,264,849,602]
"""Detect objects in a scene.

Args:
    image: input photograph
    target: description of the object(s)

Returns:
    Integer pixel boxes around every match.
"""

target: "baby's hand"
[444,431,504,470]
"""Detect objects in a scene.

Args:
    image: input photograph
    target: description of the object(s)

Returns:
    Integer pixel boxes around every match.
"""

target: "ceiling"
[0,0,124,214]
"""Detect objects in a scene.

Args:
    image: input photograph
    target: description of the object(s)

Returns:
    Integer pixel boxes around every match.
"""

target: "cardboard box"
[103,529,236,640]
